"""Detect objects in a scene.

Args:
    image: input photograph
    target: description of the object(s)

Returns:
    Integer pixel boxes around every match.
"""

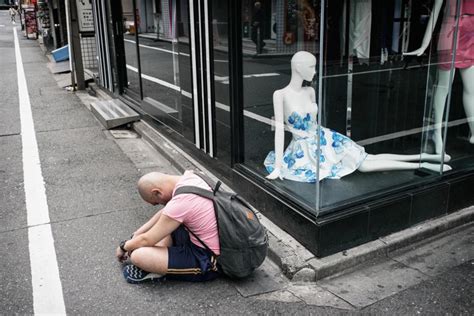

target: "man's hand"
[116,246,128,263]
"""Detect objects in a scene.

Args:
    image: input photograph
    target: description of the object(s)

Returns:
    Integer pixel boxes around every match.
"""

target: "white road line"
[126,64,180,92]
[126,63,472,146]
[14,27,66,315]
[215,72,280,85]
[123,38,190,57]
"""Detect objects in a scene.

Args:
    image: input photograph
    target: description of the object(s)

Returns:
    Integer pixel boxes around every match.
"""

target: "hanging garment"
[349,0,372,61]
[438,0,474,70]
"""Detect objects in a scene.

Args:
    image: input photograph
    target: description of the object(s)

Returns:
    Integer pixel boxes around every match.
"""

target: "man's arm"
[132,209,163,237]
[124,213,181,252]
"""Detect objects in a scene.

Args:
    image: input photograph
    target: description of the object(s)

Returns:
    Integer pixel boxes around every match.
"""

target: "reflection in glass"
[121,0,141,96]
[138,0,183,121]
[415,0,474,168]
[212,0,231,163]
[241,0,472,215]
[241,0,322,212]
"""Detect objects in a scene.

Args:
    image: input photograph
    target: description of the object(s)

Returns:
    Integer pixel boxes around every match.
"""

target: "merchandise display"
[264,51,451,183]
[405,0,474,154]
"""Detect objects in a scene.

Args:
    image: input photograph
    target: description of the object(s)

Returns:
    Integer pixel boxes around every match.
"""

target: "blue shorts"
[166,225,219,282]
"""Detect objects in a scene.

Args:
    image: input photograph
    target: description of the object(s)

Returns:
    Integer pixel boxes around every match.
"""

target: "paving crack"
[0,132,20,138]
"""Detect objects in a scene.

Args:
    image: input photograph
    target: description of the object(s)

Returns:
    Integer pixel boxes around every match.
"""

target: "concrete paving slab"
[44,172,143,222]
[390,223,474,277]
[75,90,100,111]
[363,260,474,315]
[230,258,287,297]
[54,73,72,88]
[319,258,430,308]
[36,127,134,173]
[47,61,70,74]
[0,176,27,232]
[51,210,237,314]
[34,127,144,221]
[115,138,178,170]
[286,283,353,310]
[0,229,34,315]
[0,53,19,137]
[254,290,302,303]
[0,135,27,232]
[32,104,100,132]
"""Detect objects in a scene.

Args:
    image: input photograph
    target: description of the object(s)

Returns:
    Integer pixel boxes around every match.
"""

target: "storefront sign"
[76,0,94,33]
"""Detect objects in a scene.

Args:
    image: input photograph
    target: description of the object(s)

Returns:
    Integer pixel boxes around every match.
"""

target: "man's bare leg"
[130,246,169,275]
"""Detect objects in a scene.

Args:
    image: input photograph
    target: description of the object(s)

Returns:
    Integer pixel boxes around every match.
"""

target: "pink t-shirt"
[162,171,220,255]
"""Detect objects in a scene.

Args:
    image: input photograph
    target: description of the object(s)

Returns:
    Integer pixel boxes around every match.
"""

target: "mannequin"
[265,51,451,182]
[404,0,474,154]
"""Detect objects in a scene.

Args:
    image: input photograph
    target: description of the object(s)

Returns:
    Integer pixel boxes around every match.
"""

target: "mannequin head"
[291,51,317,82]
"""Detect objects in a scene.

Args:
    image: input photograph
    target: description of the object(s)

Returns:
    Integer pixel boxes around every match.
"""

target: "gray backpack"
[174,173,268,278]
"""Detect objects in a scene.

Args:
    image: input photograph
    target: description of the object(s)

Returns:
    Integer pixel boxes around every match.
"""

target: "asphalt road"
[0,10,472,315]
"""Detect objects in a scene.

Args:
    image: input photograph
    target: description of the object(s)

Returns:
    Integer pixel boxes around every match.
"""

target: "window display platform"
[235,165,474,257]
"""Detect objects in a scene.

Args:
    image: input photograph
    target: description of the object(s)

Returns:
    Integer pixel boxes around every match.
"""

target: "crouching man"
[116,171,220,283]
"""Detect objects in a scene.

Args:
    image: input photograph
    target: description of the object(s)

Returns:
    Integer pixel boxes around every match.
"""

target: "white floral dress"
[264,111,367,182]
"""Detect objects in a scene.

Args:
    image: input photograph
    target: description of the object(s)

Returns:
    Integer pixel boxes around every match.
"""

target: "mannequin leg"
[365,153,451,162]
[358,160,452,173]
[460,67,474,144]
[432,69,454,154]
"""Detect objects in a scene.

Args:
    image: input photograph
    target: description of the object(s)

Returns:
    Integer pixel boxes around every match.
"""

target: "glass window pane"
[242,0,322,215]
[425,0,474,172]
[318,0,458,213]
[137,0,182,123]
[211,0,231,164]
[121,0,142,97]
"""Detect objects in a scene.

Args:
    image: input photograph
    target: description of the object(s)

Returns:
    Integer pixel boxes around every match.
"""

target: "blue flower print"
[320,153,326,163]
[288,112,297,125]
[332,133,348,154]
[330,163,342,178]
[295,143,305,159]
[266,165,274,173]
[319,129,327,146]
[313,148,326,163]
[288,112,310,131]
[284,154,296,168]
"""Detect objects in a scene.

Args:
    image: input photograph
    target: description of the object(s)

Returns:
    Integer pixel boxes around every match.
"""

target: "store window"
[241,0,471,216]
[211,0,232,164]
[120,0,142,98]
[137,0,189,127]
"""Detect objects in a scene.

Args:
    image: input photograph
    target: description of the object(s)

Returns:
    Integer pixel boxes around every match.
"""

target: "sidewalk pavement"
[12,26,470,313]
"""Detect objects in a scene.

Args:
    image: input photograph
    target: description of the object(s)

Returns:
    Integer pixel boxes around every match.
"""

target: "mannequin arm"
[267,91,285,180]
[404,0,443,56]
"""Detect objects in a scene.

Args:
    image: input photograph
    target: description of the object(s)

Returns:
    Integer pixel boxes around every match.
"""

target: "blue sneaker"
[122,264,164,284]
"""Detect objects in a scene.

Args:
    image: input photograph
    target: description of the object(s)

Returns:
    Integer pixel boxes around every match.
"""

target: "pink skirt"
[438,15,474,71]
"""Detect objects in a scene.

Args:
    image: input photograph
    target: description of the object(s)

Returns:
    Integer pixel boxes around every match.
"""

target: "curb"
[132,120,474,282]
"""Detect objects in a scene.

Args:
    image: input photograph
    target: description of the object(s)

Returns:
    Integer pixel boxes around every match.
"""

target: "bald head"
[137,172,180,205]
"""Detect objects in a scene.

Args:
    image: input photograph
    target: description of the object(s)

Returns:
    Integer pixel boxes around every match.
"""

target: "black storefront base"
[233,167,474,257]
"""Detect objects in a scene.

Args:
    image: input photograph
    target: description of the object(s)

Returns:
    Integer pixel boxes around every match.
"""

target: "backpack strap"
[173,185,217,257]
[185,226,216,257]
[191,171,222,195]
[174,186,215,200]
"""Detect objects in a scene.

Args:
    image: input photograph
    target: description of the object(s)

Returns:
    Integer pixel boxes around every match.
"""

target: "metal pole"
[70,0,85,90]
[65,0,76,90]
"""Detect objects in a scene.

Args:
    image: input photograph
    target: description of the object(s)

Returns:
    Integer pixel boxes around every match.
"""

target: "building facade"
[92,0,474,256]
